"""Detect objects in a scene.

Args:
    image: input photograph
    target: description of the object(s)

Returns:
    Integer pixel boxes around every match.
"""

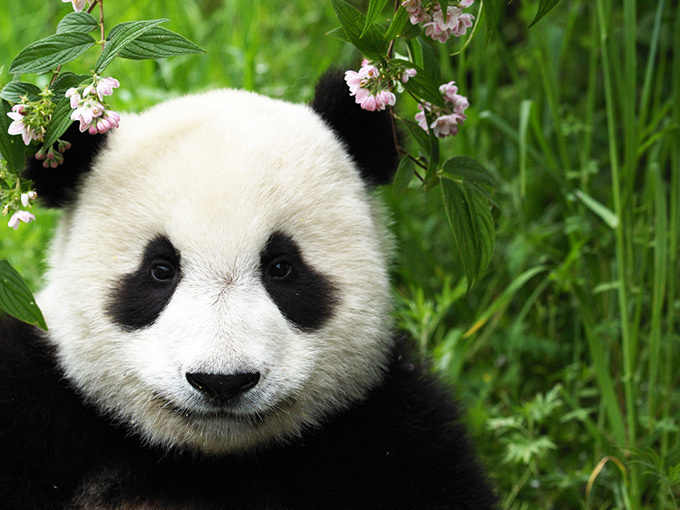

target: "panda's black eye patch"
[260,231,337,332]
[108,235,182,331]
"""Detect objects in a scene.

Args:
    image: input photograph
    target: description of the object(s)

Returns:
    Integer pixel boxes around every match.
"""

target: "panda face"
[37,89,394,453]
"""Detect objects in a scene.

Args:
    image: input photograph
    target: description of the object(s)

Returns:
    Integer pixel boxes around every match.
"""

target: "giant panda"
[0,72,496,509]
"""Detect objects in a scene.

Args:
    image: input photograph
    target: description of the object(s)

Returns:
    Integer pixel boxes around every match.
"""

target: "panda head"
[27,72,400,454]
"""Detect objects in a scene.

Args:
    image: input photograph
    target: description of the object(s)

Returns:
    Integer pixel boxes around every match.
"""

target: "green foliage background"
[1,0,678,508]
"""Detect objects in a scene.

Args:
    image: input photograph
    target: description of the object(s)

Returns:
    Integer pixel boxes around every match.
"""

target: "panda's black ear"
[22,122,108,208]
[310,70,399,187]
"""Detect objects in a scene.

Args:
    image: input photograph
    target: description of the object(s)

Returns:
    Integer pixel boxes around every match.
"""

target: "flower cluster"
[345,59,416,112]
[62,0,93,12]
[415,81,469,138]
[402,0,475,42]
[66,75,121,135]
[6,92,55,146]
[4,191,37,230]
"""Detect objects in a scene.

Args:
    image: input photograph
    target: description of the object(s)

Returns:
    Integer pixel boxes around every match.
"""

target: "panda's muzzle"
[185,372,260,404]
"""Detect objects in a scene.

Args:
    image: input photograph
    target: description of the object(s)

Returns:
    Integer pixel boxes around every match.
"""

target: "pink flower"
[415,81,469,138]
[65,88,81,108]
[401,68,417,83]
[344,60,397,112]
[405,1,475,42]
[66,75,121,135]
[95,77,120,101]
[8,210,35,230]
[402,0,430,24]
[71,99,105,132]
[20,192,37,208]
[62,0,90,12]
[7,105,38,146]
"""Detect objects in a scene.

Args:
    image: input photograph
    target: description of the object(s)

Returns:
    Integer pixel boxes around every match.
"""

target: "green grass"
[1,0,678,508]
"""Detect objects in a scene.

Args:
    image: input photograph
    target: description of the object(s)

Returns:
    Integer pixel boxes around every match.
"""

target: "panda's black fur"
[0,72,496,509]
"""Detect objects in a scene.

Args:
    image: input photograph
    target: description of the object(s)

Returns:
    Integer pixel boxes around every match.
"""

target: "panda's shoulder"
[0,317,60,405]
[0,318,114,496]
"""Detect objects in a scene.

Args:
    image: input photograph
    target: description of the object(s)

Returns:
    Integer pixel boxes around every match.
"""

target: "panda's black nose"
[186,372,260,403]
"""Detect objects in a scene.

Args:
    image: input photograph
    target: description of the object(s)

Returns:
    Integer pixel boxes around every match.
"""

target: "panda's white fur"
[37,89,394,454]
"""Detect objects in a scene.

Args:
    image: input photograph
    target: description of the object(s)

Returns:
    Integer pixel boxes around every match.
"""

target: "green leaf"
[0,100,29,174]
[56,11,99,34]
[441,156,498,190]
[42,96,75,149]
[484,0,505,44]
[529,0,562,27]
[9,32,96,75]
[440,176,495,289]
[399,64,446,107]
[50,72,91,99]
[0,259,47,330]
[384,5,409,42]
[330,0,387,60]
[362,0,390,38]
[115,27,206,60]
[393,156,416,196]
[0,82,42,103]
[403,119,430,152]
[326,26,351,44]
[572,189,619,229]
[94,19,167,73]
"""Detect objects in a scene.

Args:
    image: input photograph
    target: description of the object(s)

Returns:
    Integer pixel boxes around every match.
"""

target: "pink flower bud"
[8,210,36,230]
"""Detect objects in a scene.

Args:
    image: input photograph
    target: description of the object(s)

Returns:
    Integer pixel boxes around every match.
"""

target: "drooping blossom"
[7,104,39,146]
[424,5,474,41]
[345,59,415,112]
[415,81,469,138]
[66,75,121,134]
[401,68,418,83]
[345,59,397,112]
[61,0,91,12]
[8,210,36,230]
[402,0,475,43]
[21,192,37,208]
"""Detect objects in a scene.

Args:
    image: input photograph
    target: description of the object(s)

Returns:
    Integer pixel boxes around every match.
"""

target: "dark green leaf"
[57,11,99,34]
[418,37,441,84]
[0,100,30,174]
[440,176,495,289]
[0,259,47,330]
[529,0,562,27]
[115,27,205,60]
[9,32,96,75]
[484,0,505,44]
[0,82,42,103]
[50,72,91,99]
[384,5,409,42]
[423,119,439,188]
[330,0,387,59]
[326,26,351,44]
[401,69,446,108]
[392,156,416,196]
[94,19,167,73]
[442,156,498,189]
[362,0,390,38]
[43,97,75,149]
[403,118,430,152]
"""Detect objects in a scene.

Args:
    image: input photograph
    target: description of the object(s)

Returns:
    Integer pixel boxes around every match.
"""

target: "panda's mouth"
[151,392,272,426]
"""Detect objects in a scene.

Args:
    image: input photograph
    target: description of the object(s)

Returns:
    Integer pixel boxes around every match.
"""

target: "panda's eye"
[150,262,176,282]
[267,258,293,280]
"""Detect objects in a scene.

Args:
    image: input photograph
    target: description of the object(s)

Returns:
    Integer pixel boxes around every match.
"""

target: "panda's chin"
[154,392,275,428]
[141,390,305,454]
